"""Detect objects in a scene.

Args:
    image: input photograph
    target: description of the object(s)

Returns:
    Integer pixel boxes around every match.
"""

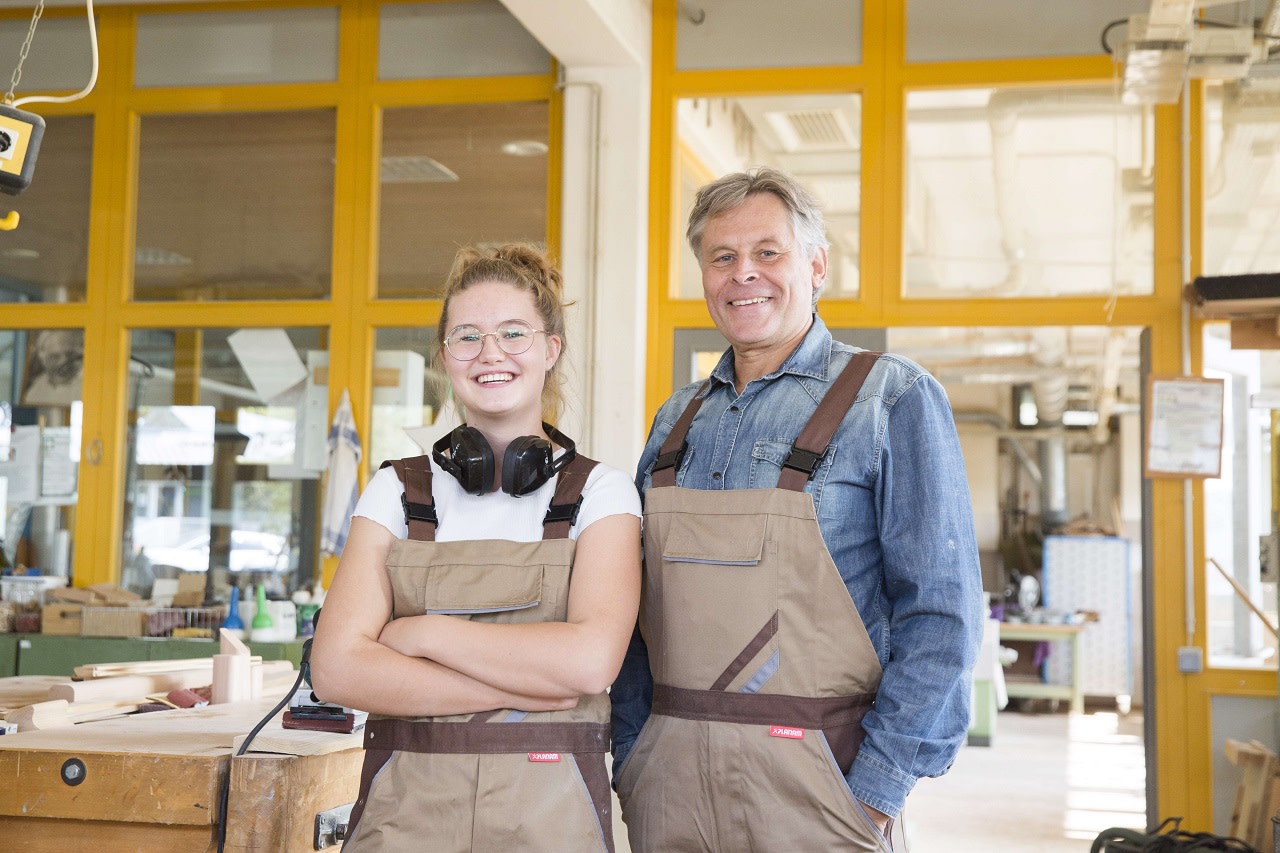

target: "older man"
[611,168,983,852]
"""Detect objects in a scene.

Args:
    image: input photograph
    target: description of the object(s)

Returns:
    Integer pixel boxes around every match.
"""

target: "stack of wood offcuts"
[1,640,295,734]
[1226,738,1280,850]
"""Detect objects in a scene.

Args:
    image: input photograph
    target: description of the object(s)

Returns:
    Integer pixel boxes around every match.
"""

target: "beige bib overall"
[618,353,890,852]
[343,453,615,853]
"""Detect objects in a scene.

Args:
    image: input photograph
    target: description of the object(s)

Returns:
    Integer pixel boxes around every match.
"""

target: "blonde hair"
[437,243,570,420]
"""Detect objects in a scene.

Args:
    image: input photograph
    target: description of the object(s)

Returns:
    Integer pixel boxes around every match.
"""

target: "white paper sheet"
[227,328,308,402]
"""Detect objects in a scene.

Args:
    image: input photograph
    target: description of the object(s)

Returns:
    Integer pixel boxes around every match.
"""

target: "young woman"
[311,244,641,853]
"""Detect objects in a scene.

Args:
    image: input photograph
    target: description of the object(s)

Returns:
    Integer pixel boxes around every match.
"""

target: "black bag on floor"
[1091,817,1257,853]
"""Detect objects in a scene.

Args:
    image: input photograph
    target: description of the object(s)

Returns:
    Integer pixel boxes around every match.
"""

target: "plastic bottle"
[221,585,246,639]
[252,584,274,631]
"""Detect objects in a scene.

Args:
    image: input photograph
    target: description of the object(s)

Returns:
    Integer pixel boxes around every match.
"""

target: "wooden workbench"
[0,697,363,852]
[998,621,1088,714]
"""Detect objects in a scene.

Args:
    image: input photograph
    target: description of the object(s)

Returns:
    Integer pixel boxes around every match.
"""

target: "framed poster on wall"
[1144,375,1225,479]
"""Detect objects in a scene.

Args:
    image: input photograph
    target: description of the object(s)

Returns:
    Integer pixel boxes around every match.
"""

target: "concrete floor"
[905,708,1146,852]
[609,707,1147,852]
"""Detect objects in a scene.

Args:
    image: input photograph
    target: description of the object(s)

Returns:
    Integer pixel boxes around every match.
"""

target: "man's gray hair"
[685,167,830,261]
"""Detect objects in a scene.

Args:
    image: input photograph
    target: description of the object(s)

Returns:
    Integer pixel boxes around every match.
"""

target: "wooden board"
[0,676,69,711]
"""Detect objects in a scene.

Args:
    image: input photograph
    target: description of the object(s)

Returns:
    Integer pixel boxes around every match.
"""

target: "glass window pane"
[135,7,339,87]
[378,102,549,299]
[677,0,860,70]
[1201,323,1276,669]
[673,94,861,299]
[1202,82,1280,276]
[122,327,326,601]
[379,1,550,80]
[1,328,85,579]
[904,86,1153,299]
[368,328,455,476]
[2,115,92,304]
[135,110,334,301]
[907,0,1147,62]
[0,14,95,93]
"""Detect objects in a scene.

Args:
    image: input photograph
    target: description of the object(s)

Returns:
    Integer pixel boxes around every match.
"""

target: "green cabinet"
[0,635,18,678]
[8,634,306,676]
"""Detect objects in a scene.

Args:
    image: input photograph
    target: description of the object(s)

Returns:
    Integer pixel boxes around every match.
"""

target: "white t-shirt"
[354,455,641,542]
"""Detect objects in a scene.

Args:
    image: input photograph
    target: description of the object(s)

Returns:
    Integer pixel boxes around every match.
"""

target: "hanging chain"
[4,0,46,106]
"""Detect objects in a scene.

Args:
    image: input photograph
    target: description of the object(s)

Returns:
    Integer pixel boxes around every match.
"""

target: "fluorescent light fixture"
[135,247,194,266]
[380,156,459,183]
[500,140,548,157]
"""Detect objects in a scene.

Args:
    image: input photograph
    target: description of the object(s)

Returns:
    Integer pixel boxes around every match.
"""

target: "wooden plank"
[0,749,224,824]
[74,657,259,679]
[50,671,217,703]
[1,699,132,731]
[0,815,214,853]
[0,676,69,711]
[225,749,363,853]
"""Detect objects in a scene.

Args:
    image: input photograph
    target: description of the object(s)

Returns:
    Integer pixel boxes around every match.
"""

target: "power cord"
[214,621,317,853]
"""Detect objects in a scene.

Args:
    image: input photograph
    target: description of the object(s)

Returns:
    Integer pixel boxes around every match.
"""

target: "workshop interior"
[2,0,1280,850]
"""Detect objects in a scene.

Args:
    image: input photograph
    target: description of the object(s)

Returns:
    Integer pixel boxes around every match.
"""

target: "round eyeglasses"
[443,320,546,361]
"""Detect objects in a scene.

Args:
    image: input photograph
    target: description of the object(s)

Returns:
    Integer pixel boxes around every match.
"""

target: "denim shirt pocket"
[749,439,837,507]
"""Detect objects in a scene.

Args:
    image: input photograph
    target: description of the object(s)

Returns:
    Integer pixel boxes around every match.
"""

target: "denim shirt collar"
[707,314,834,392]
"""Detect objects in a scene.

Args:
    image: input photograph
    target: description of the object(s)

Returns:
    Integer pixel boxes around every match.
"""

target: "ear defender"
[433,426,495,495]
[433,423,577,497]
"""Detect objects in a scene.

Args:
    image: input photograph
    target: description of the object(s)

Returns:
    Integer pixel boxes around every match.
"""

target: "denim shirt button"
[712,472,722,480]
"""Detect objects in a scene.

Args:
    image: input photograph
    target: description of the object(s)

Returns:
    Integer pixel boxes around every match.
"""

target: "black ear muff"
[501,422,578,496]
[432,425,494,495]
[433,422,577,497]
[502,435,554,496]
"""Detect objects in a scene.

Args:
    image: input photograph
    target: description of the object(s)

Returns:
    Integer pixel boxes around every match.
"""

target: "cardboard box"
[171,574,207,609]
[41,603,83,636]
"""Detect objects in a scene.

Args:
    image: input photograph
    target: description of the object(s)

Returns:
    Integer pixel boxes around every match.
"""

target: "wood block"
[0,676,70,712]
[6,700,71,732]
[212,654,252,704]
[221,627,252,656]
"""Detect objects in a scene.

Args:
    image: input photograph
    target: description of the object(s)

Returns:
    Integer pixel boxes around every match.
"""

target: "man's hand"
[859,801,891,833]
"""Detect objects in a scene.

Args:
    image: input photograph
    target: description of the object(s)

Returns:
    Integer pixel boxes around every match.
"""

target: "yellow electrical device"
[0,102,45,197]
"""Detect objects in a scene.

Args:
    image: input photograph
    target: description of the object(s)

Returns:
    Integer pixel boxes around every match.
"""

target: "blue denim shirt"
[610,316,984,817]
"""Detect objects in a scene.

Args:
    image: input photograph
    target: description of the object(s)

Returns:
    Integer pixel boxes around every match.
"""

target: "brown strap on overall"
[649,351,881,491]
[382,451,599,542]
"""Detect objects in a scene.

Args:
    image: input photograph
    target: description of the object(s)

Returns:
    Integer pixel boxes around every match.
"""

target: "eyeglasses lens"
[445,321,538,360]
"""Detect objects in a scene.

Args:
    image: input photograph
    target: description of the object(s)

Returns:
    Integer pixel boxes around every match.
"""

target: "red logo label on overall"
[528,752,561,762]
[769,725,804,740]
